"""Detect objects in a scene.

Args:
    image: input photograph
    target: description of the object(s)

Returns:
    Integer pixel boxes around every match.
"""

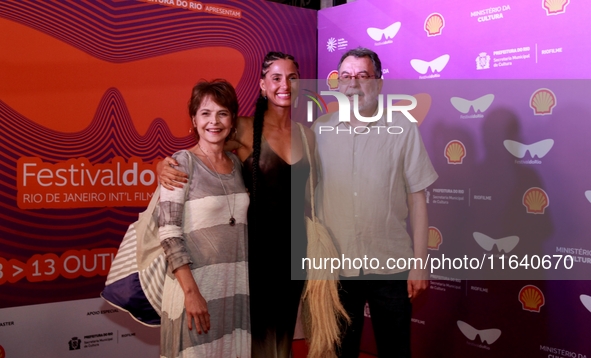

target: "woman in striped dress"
[158,79,250,357]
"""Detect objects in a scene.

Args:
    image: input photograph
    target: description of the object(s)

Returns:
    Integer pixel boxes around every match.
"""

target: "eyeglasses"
[338,73,377,84]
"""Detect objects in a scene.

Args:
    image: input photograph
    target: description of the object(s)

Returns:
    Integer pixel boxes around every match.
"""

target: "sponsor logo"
[476,52,491,70]
[69,337,82,350]
[411,54,450,75]
[366,22,401,42]
[530,88,556,115]
[581,294,591,312]
[503,139,554,159]
[0,345,5,358]
[457,320,502,344]
[428,226,443,250]
[542,0,569,15]
[326,37,349,51]
[470,5,511,22]
[519,285,545,312]
[444,140,466,164]
[473,232,519,253]
[326,37,337,52]
[523,187,549,214]
[425,13,445,36]
[326,70,339,90]
[451,94,494,114]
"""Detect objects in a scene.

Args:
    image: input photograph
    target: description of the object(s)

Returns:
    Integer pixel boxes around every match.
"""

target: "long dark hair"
[250,52,299,209]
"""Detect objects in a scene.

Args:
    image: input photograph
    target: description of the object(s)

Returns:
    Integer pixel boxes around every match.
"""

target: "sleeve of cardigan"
[158,151,193,272]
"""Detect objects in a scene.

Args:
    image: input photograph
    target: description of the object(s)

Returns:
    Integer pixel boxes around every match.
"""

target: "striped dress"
[158,150,250,358]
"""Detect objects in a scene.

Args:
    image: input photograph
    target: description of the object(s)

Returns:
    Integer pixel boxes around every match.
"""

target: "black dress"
[242,136,309,357]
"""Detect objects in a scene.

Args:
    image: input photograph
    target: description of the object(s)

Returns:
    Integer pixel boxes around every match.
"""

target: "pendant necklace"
[198,144,236,226]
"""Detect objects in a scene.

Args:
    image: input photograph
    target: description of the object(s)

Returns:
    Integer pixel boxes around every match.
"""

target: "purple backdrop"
[318,1,591,357]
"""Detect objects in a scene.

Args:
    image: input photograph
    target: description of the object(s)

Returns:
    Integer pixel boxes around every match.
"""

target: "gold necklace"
[198,144,236,226]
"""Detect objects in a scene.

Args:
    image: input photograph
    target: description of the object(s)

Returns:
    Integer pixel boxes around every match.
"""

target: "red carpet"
[292,339,376,358]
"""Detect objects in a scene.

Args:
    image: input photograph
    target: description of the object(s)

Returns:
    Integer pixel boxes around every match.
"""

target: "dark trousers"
[337,271,411,358]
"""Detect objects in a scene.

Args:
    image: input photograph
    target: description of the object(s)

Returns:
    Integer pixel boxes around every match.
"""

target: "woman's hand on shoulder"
[156,156,188,190]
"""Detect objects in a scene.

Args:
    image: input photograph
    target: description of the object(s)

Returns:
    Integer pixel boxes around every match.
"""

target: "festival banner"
[1,0,316,356]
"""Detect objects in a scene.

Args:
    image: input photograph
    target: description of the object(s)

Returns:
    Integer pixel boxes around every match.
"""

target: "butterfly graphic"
[410,54,450,74]
[581,294,591,312]
[450,94,495,114]
[366,22,401,41]
[457,321,502,344]
[473,232,519,253]
[503,139,554,159]
[585,191,591,203]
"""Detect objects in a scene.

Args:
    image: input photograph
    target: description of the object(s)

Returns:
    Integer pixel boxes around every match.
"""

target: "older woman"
[158,79,250,357]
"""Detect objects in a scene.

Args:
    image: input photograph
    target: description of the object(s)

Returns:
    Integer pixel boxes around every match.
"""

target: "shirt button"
[354,192,358,196]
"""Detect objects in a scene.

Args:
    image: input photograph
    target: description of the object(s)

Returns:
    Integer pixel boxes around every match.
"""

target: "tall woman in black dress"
[236,52,311,357]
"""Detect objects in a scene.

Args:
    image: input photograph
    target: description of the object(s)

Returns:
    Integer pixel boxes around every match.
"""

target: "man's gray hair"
[337,47,383,78]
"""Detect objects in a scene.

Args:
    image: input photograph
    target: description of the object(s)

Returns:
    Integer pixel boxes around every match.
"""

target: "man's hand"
[407,190,429,303]
[407,267,428,303]
[156,156,188,190]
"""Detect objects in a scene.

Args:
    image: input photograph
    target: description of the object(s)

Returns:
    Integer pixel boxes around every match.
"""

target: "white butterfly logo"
[366,22,401,41]
[503,139,554,159]
[581,295,591,312]
[585,191,591,203]
[473,232,519,253]
[410,54,450,74]
[450,94,495,114]
[457,321,502,344]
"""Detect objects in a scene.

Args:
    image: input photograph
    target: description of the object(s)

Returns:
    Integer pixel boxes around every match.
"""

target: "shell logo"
[542,0,569,15]
[326,70,339,90]
[425,13,445,36]
[530,88,556,115]
[444,140,466,164]
[428,227,443,250]
[519,285,545,312]
[523,187,549,214]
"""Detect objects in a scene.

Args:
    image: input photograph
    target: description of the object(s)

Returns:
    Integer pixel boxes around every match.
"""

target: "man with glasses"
[312,47,438,357]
